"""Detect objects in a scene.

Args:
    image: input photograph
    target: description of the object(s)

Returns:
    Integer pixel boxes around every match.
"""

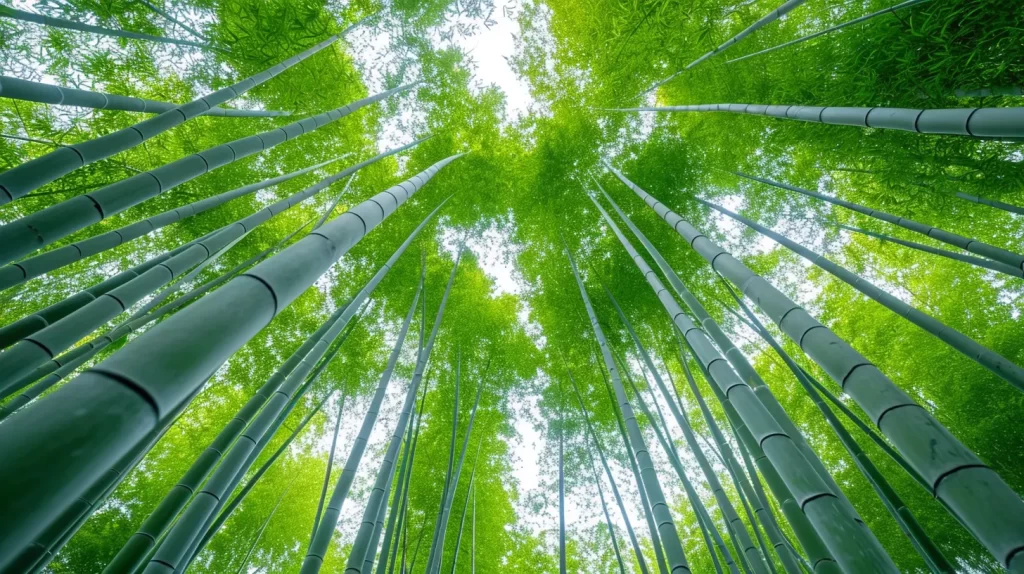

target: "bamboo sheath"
[609,166,1024,570]
[734,171,1024,271]
[589,193,898,572]
[0,24,356,204]
[564,239,692,574]
[701,199,1024,392]
[607,103,1024,139]
[0,154,462,570]
[0,76,290,116]
[0,82,416,265]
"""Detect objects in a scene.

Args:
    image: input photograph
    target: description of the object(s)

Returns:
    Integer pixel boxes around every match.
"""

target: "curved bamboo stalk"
[726,0,932,64]
[701,198,1024,392]
[0,5,227,52]
[955,192,1024,216]
[0,82,416,265]
[836,223,1023,278]
[603,104,1024,139]
[0,76,289,116]
[325,254,462,574]
[733,172,1024,270]
[609,166,1024,570]
[566,361,652,574]
[0,23,365,205]
[0,138,415,292]
[135,0,212,42]
[589,191,897,571]
[562,237,692,574]
[0,155,461,570]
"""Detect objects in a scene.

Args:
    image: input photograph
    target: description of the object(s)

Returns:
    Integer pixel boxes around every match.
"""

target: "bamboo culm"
[589,190,897,571]
[377,407,418,574]
[305,252,462,573]
[597,180,863,535]
[955,192,1024,216]
[0,82,417,265]
[136,0,212,42]
[726,0,932,64]
[312,390,348,544]
[700,198,1024,392]
[450,444,482,574]
[0,154,461,570]
[392,368,432,574]
[427,353,462,574]
[605,104,1024,139]
[588,442,626,574]
[733,171,1024,270]
[234,485,291,574]
[566,364,652,574]
[837,223,1024,279]
[559,377,567,574]
[0,146,388,390]
[563,237,692,574]
[611,166,1024,570]
[363,436,403,574]
[0,23,361,204]
[0,76,290,116]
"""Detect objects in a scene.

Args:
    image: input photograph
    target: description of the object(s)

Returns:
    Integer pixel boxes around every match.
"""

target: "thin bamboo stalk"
[312,389,348,543]
[388,377,428,574]
[559,377,567,574]
[609,165,1024,570]
[733,172,1024,270]
[449,441,482,574]
[234,484,292,574]
[0,76,289,116]
[955,192,1024,215]
[701,198,1024,392]
[136,0,211,42]
[603,104,1024,139]
[428,352,462,574]
[0,82,417,265]
[589,191,897,571]
[589,443,627,574]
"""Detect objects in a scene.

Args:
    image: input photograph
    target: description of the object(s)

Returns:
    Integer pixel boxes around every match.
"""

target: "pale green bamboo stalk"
[379,417,418,574]
[604,104,1024,139]
[559,377,567,574]
[0,75,288,116]
[135,0,211,42]
[0,82,416,265]
[392,365,431,574]
[0,21,366,205]
[0,5,227,52]
[955,192,1024,216]
[0,155,461,570]
[589,191,897,572]
[306,252,462,574]
[427,353,462,574]
[588,439,627,574]
[563,237,692,574]
[701,198,1024,392]
[610,165,1024,571]
[364,433,404,574]
[316,174,357,228]
[733,172,1024,270]
[312,390,347,544]
[234,484,292,574]
[837,223,1024,278]
[451,438,484,574]
[726,0,932,64]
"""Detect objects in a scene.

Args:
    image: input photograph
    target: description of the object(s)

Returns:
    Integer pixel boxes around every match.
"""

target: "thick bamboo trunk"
[701,199,1024,392]
[563,238,692,574]
[726,0,932,64]
[733,172,1024,270]
[0,156,461,570]
[0,82,416,265]
[0,76,289,116]
[610,166,1024,571]
[589,191,897,572]
[605,104,1024,139]
[304,252,462,573]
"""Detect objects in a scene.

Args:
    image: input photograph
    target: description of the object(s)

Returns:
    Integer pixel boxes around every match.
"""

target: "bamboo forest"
[1,0,1023,571]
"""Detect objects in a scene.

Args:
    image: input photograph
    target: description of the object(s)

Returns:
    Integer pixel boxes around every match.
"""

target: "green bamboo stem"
[428,352,462,574]
[135,0,211,42]
[955,192,1024,215]
[559,377,567,574]
[702,199,1024,392]
[563,237,692,574]
[726,0,932,64]
[589,190,897,572]
[233,484,292,574]
[0,5,227,52]
[316,174,357,229]
[0,155,460,571]
[610,165,1024,570]
[448,441,482,574]
[604,104,1024,139]
[836,223,1024,278]
[393,369,431,574]
[588,441,627,574]
[0,82,416,265]
[311,390,347,544]
[565,361,652,574]
[305,252,462,574]
[0,23,363,205]
[364,434,403,574]
[733,171,1024,270]
[0,75,289,116]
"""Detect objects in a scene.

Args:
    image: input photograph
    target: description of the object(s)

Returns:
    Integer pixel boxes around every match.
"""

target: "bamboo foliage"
[608,166,1024,570]
[0,76,290,116]
[0,155,462,569]
[701,198,1024,392]
[323,253,463,574]
[588,191,898,571]
[732,172,1024,272]
[562,236,692,574]
[0,82,417,265]
[605,103,1024,139]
